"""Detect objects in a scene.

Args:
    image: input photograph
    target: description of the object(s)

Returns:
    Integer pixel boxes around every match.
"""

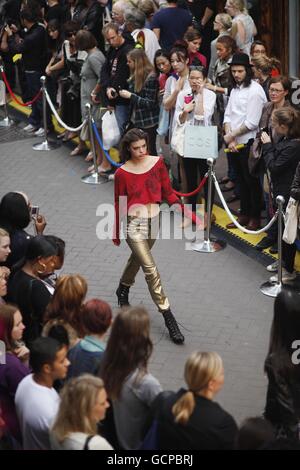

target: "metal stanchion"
[0,65,14,128]
[81,104,106,185]
[33,76,60,151]
[192,158,226,253]
[260,195,285,298]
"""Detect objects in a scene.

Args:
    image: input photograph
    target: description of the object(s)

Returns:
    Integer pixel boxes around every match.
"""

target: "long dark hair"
[100,307,153,400]
[230,65,254,88]
[265,287,300,376]
[0,192,30,233]
[12,235,57,272]
[120,128,149,162]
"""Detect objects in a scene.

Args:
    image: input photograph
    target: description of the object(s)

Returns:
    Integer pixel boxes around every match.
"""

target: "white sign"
[184,125,218,160]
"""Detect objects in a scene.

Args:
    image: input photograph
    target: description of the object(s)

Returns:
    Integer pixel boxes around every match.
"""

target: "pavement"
[0,110,281,426]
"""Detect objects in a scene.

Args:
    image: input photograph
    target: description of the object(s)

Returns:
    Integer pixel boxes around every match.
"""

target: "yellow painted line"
[213,204,300,271]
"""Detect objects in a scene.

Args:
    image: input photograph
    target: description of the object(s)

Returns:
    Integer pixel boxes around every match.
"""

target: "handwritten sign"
[184,125,218,160]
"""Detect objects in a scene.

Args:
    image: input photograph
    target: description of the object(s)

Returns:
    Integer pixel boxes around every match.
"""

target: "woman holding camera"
[118,48,160,156]
[0,192,46,268]
[261,106,300,282]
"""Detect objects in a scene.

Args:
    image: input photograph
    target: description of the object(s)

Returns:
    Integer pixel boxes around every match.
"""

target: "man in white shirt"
[15,337,70,450]
[223,53,267,230]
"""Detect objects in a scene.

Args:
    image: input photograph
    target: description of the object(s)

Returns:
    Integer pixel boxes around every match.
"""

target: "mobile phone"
[184,94,194,104]
[30,205,39,218]
[260,127,269,135]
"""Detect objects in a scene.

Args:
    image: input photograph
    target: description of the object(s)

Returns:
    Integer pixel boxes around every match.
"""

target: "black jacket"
[153,388,237,450]
[262,137,300,203]
[264,353,300,439]
[100,37,135,107]
[290,162,300,201]
[7,23,47,72]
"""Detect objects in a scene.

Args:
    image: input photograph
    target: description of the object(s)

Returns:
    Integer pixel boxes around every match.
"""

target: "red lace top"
[113,157,199,244]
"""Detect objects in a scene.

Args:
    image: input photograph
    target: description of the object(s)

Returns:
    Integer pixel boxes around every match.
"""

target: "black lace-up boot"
[116,283,130,307]
[162,309,185,344]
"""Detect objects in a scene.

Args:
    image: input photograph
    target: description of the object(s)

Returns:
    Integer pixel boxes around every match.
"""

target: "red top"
[189,51,207,68]
[113,157,199,244]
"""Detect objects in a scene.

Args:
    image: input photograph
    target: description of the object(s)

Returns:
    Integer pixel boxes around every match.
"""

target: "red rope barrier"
[1,70,42,107]
[173,176,208,198]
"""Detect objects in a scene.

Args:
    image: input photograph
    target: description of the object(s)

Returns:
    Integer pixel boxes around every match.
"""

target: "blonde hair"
[172,352,223,425]
[127,48,154,93]
[215,13,232,31]
[252,55,278,75]
[229,0,248,14]
[0,228,9,240]
[51,375,105,443]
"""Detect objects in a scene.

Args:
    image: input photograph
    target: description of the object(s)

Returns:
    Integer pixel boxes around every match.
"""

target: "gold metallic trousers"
[120,215,170,311]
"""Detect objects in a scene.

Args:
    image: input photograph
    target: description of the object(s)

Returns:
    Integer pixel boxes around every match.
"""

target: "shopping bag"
[102,111,121,150]
[283,197,299,244]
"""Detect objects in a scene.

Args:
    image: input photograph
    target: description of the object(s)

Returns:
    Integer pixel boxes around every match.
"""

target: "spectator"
[111,0,127,31]
[72,30,107,172]
[153,351,238,449]
[44,0,66,25]
[7,236,57,344]
[163,42,190,189]
[5,8,48,134]
[224,53,267,231]
[124,8,160,64]
[253,76,291,253]
[0,304,30,445]
[262,107,300,282]
[43,274,88,347]
[139,0,157,28]
[235,417,275,449]
[58,20,87,143]
[0,268,9,305]
[151,0,192,51]
[0,191,46,268]
[252,55,280,100]
[0,228,11,264]
[264,287,300,439]
[187,0,216,62]
[50,375,113,449]
[67,299,112,378]
[119,48,160,155]
[74,0,105,52]
[15,337,70,450]
[225,0,257,56]
[208,13,232,81]
[40,235,66,294]
[99,22,135,134]
[250,40,267,60]
[184,29,207,68]
[100,307,162,450]
[154,49,172,154]
[174,65,216,225]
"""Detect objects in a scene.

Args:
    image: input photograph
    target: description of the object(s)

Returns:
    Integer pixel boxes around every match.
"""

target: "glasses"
[269,88,284,94]
[66,31,77,38]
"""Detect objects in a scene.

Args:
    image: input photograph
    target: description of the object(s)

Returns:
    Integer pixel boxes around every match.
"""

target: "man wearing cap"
[223,52,267,231]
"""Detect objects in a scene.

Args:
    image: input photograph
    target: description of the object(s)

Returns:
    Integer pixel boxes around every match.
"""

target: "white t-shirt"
[15,374,60,450]
[50,432,113,450]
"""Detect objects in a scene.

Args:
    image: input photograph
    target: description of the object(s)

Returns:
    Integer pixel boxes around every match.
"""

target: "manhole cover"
[0,123,34,143]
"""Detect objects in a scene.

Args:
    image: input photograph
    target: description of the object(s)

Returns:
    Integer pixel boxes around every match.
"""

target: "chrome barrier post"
[260,195,285,298]
[33,76,60,151]
[0,64,14,128]
[192,158,226,253]
[81,103,107,185]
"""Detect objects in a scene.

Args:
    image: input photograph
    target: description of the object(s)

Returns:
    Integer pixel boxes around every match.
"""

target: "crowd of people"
[1,0,300,452]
